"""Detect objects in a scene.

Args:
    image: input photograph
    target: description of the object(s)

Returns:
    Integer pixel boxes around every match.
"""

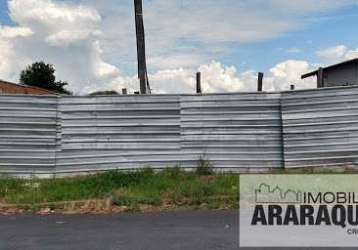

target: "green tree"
[20,62,71,95]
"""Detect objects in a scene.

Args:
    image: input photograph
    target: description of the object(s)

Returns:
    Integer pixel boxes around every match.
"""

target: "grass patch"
[1,166,357,214]
[0,168,239,212]
[111,167,239,210]
[0,170,158,204]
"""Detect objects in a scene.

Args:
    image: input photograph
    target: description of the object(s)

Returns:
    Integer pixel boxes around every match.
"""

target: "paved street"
[0,211,355,250]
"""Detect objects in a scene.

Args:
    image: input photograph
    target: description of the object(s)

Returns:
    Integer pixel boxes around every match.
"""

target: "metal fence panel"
[0,95,58,174]
[180,93,283,168]
[5,86,358,175]
[56,95,182,173]
[282,87,358,168]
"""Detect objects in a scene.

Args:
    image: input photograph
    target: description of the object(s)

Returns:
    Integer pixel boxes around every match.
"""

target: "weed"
[196,157,214,176]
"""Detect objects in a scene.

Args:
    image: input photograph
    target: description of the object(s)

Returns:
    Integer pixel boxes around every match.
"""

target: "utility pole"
[134,0,151,94]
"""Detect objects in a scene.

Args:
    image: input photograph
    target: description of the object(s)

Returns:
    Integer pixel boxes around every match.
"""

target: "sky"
[0,0,357,94]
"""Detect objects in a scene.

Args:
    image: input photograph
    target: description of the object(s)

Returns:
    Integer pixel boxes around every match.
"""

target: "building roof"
[301,58,358,79]
[0,80,57,95]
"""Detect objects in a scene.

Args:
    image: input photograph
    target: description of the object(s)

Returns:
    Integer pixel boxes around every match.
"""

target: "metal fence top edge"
[0,91,282,98]
[61,92,282,98]
[280,85,358,94]
[2,85,358,98]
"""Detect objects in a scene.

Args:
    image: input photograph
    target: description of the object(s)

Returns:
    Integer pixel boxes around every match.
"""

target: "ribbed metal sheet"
[0,95,58,174]
[0,93,285,175]
[180,93,283,168]
[56,95,182,172]
[7,86,358,175]
[282,87,358,168]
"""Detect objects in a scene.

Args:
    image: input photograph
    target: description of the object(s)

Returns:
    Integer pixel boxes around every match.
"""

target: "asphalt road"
[0,211,355,250]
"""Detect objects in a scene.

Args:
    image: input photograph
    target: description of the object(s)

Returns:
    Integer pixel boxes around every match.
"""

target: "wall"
[180,94,283,169]
[282,87,358,168]
[54,93,282,174]
[56,95,182,173]
[324,63,358,87]
[0,80,56,95]
[0,95,58,175]
[1,86,358,176]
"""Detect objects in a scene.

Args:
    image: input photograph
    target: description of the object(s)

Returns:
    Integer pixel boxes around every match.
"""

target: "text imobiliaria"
[252,192,358,229]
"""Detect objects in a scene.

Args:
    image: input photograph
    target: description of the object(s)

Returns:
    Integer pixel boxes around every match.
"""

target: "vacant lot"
[1,165,354,214]
[0,167,239,213]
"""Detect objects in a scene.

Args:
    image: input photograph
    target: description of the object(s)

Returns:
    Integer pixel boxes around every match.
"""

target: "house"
[301,58,358,88]
[0,80,57,95]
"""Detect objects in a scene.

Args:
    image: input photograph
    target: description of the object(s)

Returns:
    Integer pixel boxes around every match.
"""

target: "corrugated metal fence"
[282,87,358,168]
[57,95,182,173]
[180,94,283,169]
[0,95,58,175]
[1,86,358,176]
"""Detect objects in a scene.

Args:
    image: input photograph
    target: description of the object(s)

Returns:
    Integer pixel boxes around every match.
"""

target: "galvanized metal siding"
[0,95,58,174]
[282,87,358,168]
[56,95,181,173]
[6,87,358,175]
[180,94,283,168]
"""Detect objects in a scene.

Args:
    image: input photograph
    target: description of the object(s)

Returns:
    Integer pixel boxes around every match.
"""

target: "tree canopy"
[20,62,71,95]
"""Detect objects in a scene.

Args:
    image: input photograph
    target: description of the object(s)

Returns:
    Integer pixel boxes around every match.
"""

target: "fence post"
[317,67,324,88]
[258,72,264,92]
[196,72,202,94]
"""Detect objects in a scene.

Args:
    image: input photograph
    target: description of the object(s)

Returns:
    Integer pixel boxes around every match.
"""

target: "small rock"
[38,208,52,215]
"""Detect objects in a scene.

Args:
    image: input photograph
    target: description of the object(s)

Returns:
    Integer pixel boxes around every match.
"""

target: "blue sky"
[221,5,358,72]
[0,0,357,94]
[0,0,10,25]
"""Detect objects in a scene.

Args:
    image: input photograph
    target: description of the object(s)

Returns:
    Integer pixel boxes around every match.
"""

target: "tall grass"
[0,168,239,210]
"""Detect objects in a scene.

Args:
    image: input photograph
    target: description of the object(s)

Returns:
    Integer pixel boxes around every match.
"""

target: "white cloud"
[0,0,353,94]
[317,45,358,64]
[109,62,247,95]
[0,25,34,80]
[9,0,101,46]
[0,26,33,39]
[107,60,315,95]
[268,60,315,90]
[0,0,117,94]
[345,49,358,59]
[317,45,348,62]
[81,0,357,72]
[143,61,257,94]
[199,61,250,93]
[149,68,196,94]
